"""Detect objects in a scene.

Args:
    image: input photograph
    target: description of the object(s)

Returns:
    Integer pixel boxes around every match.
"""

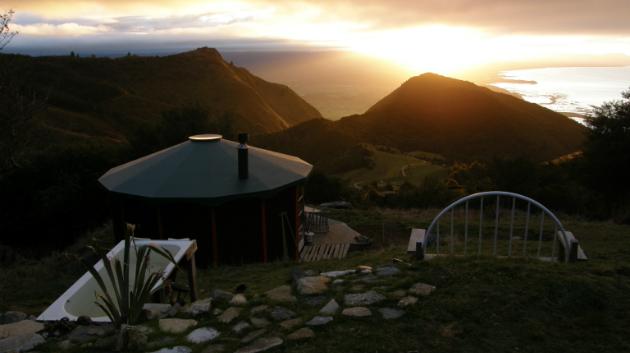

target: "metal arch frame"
[424,191,571,263]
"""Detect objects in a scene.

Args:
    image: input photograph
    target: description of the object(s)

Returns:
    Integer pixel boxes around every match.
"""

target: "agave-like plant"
[82,232,177,327]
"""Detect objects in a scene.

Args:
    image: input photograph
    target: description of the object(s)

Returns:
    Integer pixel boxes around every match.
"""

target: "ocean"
[491,66,630,118]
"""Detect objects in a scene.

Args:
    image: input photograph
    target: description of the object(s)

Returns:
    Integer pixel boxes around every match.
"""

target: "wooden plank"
[332,243,341,258]
[305,245,316,262]
[407,229,426,254]
[325,243,334,259]
[322,244,330,259]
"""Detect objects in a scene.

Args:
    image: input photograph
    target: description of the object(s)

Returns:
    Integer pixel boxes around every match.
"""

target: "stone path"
[5,262,436,353]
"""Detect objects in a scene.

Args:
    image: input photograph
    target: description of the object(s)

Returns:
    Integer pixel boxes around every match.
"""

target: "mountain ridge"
[254,73,586,171]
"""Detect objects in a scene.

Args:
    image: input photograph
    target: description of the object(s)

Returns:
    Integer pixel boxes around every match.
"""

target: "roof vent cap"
[189,134,222,142]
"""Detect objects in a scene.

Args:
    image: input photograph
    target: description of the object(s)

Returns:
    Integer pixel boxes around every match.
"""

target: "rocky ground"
[0,263,435,353]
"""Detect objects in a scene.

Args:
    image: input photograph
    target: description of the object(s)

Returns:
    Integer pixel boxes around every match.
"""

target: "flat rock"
[344,290,386,306]
[332,279,345,285]
[211,289,234,302]
[144,303,173,320]
[358,274,379,284]
[264,285,296,303]
[297,276,330,295]
[279,318,302,331]
[186,298,213,316]
[389,290,407,299]
[0,320,44,339]
[186,327,220,344]
[302,295,328,307]
[68,324,114,343]
[250,317,270,328]
[0,312,27,325]
[357,265,373,274]
[232,321,251,334]
[375,265,401,277]
[409,283,436,296]
[0,333,45,353]
[149,346,192,353]
[230,294,248,306]
[378,308,405,320]
[319,299,340,315]
[342,307,372,317]
[250,305,269,315]
[234,337,283,353]
[286,327,315,341]
[321,269,355,278]
[241,329,266,343]
[159,319,198,334]
[398,296,418,307]
[270,307,296,321]
[217,307,242,324]
[305,316,333,326]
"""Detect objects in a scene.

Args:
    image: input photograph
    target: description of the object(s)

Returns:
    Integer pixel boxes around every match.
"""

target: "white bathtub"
[37,238,195,322]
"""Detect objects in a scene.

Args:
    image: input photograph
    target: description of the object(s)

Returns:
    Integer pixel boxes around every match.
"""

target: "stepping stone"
[264,285,297,303]
[186,327,220,344]
[186,298,213,316]
[270,307,296,321]
[378,308,405,320]
[398,296,418,307]
[149,346,192,353]
[250,317,271,328]
[409,283,436,296]
[357,265,373,274]
[211,289,234,302]
[342,307,372,317]
[286,327,315,341]
[279,318,303,331]
[321,269,355,278]
[230,294,248,306]
[344,290,386,306]
[0,333,45,353]
[143,303,173,319]
[68,324,115,343]
[305,316,333,326]
[332,279,345,285]
[218,307,242,324]
[0,320,44,339]
[358,274,379,283]
[375,265,401,277]
[297,276,331,295]
[389,290,407,299]
[303,295,328,307]
[234,337,283,353]
[319,299,340,315]
[159,319,198,334]
[213,308,223,316]
[232,321,251,334]
[349,284,366,292]
[250,305,269,315]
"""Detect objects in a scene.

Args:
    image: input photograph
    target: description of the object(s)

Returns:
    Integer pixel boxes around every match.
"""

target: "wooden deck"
[300,243,350,262]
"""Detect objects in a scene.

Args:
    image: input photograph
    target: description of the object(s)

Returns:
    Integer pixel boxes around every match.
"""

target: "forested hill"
[1,47,321,147]
[255,73,586,171]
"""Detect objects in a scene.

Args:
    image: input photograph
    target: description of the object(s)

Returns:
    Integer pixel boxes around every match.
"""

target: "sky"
[3,0,630,75]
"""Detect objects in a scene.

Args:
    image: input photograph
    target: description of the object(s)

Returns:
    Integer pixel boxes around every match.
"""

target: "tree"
[583,88,630,219]
[0,10,17,50]
[0,10,47,174]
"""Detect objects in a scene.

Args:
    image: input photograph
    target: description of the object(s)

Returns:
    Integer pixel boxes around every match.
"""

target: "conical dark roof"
[99,134,312,203]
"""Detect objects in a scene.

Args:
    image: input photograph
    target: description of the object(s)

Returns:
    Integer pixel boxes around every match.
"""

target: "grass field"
[2,208,630,352]
[337,147,448,188]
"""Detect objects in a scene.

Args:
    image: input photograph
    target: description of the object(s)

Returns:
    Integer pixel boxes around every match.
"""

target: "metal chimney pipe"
[238,133,249,179]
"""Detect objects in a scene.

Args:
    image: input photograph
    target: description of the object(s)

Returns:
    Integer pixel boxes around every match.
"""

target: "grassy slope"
[338,147,447,186]
[3,210,630,352]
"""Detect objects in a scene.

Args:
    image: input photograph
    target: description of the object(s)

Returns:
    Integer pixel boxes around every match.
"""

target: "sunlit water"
[491,66,630,118]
